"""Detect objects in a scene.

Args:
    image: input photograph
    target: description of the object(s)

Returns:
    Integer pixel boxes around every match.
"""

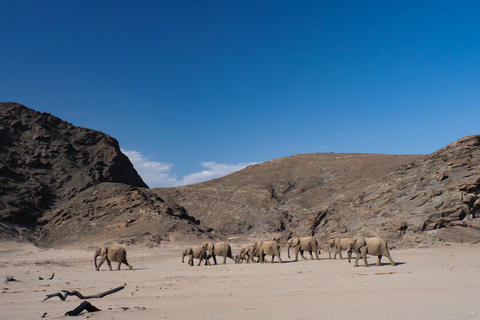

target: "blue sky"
[1,1,479,187]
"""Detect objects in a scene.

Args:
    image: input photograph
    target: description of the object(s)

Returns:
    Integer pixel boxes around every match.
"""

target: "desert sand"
[1,241,480,320]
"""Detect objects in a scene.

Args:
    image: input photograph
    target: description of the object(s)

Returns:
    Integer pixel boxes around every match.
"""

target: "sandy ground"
[1,241,480,320]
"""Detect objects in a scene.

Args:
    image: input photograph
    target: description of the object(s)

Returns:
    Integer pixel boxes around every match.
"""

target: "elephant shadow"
[362,261,406,267]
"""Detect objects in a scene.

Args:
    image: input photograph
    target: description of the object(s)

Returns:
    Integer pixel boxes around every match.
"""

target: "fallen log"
[65,301,100,316]
[44,286,125,301]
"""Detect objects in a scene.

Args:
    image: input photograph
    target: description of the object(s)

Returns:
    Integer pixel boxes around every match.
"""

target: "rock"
[436,226,480,243]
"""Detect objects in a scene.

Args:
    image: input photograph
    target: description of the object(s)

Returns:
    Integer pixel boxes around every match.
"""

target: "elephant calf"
[94,247,132,271]
[328,238,354,260]
[182,247,212,266]
[237,246,256,263]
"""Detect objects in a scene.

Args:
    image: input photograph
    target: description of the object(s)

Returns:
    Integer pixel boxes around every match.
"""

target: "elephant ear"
[292,238,300,246]
[204,242,214,251]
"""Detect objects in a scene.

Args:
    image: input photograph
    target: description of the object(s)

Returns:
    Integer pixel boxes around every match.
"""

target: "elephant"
[201,242,236,265]
[238,246,256,263]
[346,237,396,267]
[328,238,354,260]
[286,236,320,261]
[94,247,132,271]
[252,240,282,264]
[182,247,212,266]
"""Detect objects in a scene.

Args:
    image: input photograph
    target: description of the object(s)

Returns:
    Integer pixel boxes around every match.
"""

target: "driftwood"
[44,286,125,301]
[65,301,100,316]
[39,273,55,280]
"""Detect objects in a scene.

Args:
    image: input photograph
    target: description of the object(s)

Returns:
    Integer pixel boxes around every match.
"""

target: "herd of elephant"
[181,236,396,268]
[93,236,395,271]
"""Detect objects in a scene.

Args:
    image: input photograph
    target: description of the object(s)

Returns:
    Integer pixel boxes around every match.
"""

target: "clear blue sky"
[1,1,479,187]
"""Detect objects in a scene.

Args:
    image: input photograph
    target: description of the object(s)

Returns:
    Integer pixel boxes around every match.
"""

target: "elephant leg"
[277,254,282,264]
[270,255,274,263]
[347,250,351,263]
[353,251,362,267]
[309,250,314,260]
[385,252,396,266]
[338,249,343,260]
[300,250,307,260]
[376,255,382,266]
[361,248,369,267]
[124,259,133,270]
[106,259,113,271]
[96,256,106,271]
[223,255,227,265]
[197,258,202,266]
[116,261,122,270]
[212,255,218,265]
[314,248,320,260]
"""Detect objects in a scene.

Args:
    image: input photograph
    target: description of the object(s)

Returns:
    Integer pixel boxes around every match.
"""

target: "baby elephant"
[94,247,133,271]
[182,247,212,266]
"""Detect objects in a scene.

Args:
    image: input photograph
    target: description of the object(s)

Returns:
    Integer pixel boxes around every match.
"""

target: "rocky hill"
[0,103,147,227]
[154,136,480,248]
[1,102,479,248]
[154,136,480,247]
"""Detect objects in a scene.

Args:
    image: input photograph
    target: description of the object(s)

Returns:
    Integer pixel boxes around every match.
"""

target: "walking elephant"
[238,246,256,263]
[94,247,132,271]
[201,242,236,265]
[287,236,320,261]
[182,247,212,266]
[252,240,282,264]
[347,237,396,267]
[328,238,354,260]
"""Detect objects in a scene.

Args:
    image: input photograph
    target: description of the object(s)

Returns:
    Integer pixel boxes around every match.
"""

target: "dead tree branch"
[44,286,125,301]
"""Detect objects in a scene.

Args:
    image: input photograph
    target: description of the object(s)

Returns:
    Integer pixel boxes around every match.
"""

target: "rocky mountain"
[0,103,146,226]
[154,135,480,248]
[1,102,479,248]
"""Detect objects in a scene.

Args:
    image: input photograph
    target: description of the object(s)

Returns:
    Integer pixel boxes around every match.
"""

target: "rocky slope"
[1,102,479,248]
[0,103,147,227]
[154,135,480,248]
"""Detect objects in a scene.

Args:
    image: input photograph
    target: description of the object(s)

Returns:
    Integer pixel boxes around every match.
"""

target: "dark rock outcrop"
[0,102,147,228]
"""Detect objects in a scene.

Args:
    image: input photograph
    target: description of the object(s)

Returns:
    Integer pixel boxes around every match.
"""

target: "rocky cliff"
[0,102,147,228]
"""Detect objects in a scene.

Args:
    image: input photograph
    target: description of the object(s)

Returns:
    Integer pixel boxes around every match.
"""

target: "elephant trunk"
[182,251,187,263]
[287,245,291,259]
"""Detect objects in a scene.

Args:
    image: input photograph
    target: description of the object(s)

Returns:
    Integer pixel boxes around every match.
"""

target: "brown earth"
[1,102,479,249]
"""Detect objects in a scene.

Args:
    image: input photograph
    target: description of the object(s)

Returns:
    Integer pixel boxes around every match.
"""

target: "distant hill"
[1,102,479,248]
